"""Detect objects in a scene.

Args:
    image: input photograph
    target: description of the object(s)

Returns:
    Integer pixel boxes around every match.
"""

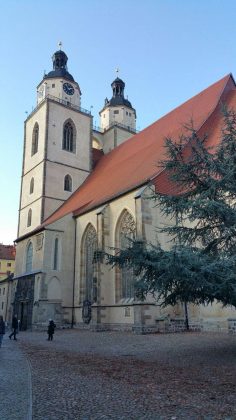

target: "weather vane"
[115,67,120,76]
[58,41,62,50]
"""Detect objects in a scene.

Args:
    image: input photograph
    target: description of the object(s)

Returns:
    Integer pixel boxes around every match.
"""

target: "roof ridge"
[197,73,232,129]
[151,74,234,187]
[139,74,232,139]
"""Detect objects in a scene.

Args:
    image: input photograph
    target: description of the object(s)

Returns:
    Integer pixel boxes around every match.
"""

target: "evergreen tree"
[106,108,236,308]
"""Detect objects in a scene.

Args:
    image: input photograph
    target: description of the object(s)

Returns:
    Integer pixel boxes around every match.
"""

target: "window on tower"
[64,174,72,192]
[62,120,76,153]
[30,177,34,194]
[53,238,59,270]
[32,123,39,156]
[27,209,32,227]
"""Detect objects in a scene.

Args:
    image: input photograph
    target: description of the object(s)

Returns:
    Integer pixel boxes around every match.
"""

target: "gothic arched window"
[62,120,75,153]
[30,177,34,194]
[81,224,98,303]
[32,123,39,156]
[27,209,32,227]
[116,210,136,300]
[26,242,33,272]
[53,238,59,270]
[64,174,72,192]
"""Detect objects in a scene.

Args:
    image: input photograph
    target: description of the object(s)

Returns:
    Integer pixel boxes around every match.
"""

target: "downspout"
[71,217,77,328]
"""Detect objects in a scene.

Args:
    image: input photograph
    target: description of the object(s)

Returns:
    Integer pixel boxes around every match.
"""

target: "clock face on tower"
[63,82,75,96]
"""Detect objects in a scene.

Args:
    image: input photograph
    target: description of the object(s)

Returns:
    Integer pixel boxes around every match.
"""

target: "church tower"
[99,77,136,131]
[93,76,136,154]
[18,48,92,238]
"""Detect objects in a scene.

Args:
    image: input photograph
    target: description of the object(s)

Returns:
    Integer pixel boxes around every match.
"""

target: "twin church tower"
[18,48,136,238]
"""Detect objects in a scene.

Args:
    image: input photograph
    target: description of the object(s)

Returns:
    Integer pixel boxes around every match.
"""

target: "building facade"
[0,244,15,280]
[14,49,236,332]
[0,244,15,322]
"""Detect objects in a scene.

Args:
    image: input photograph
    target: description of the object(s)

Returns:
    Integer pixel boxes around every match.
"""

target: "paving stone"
[2,330,236,419]
[0,335,31,419]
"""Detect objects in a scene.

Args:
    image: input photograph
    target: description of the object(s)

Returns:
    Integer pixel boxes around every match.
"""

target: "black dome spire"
[111,77,125,97]
[53,50,68,70]
[103,77,133,109]
[44,49,74,82]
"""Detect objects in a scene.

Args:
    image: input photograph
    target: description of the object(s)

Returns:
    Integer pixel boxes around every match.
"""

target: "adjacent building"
[0,244,15,280]
[0,244,15,321]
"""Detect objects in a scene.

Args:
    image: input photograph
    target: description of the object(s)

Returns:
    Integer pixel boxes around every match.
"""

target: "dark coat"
[12,317,18,329]
[47,321,56,334]
[0,320,5,335]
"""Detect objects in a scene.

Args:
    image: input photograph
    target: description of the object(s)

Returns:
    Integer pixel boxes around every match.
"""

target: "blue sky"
[1,0,236,244]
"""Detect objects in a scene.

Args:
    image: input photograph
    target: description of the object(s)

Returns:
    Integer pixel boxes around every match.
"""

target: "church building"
[14,48,236,332]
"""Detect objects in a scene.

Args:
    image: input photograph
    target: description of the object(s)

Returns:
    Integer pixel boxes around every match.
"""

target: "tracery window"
[53,238,59,270]
[31,123,39,156]
[30,177,34,194]
[81,224,98,303]
[117,210,136,300]
[27,209,32,227]
[64,174,72,192]
[62,120,75,153]
[26,242,33,272]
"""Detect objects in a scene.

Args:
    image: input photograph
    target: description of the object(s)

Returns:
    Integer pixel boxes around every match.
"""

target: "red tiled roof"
[36,74,235,227]
[0,245,16,260]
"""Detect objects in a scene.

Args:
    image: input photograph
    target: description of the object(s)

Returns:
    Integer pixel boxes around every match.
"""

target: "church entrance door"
[14,274,35,331]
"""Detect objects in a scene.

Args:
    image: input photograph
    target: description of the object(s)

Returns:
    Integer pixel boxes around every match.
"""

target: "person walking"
[47,319,56,341]
[9,314,18,340]
[0,316,5,348]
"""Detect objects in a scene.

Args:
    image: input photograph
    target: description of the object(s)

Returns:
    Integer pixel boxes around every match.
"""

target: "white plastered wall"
[37,78,81,108]
[102,126,134,154]
[100,106,136,131]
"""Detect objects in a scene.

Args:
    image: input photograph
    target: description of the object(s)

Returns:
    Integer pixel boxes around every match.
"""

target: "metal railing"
[26,95,91,120]
[47,95,91,115]
[93,121,138,134]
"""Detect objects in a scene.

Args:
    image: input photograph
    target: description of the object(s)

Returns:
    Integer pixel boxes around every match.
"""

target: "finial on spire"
[115,67,120,77]
[58,41,62,50]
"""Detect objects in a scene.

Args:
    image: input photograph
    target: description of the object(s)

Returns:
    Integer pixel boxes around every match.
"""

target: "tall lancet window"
[53,238,59,270]
[116,210,136,300]
[64,174,72,192]
[81,224,98,303]
[31,123,39,156]
[30,177,34,194]
[27,209,32,227]
[26,242,33,272]
[62,120,75,153]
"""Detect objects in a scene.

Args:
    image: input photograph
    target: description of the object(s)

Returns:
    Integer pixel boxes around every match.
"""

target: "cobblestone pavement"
[3,329,236,419]
[0,333,31,420]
